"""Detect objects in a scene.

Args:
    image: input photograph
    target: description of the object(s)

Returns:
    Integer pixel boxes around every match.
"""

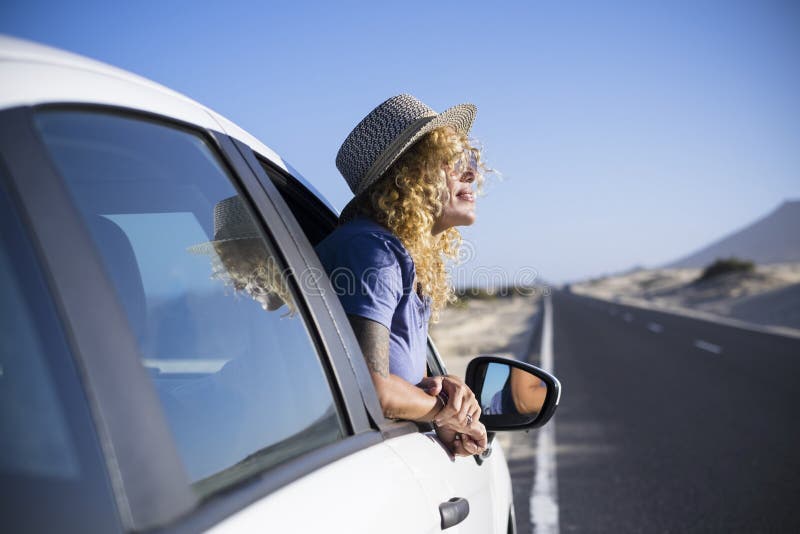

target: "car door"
[383,430,507,534]
[380,342,509,534]
[0,104,443,532]
[245,153,509,534]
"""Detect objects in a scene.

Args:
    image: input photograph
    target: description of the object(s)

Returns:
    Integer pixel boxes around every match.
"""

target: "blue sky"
[2,0,798,283]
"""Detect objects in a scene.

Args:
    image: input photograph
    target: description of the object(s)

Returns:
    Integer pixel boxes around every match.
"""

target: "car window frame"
[0,104,198,531]
[0,164,123,533]
[213,135,372,433]
[233,146,398,428]
[427,338,448,376]
[0,103,387,531]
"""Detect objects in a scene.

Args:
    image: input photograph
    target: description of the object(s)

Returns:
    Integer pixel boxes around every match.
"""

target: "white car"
[0,35,560,533]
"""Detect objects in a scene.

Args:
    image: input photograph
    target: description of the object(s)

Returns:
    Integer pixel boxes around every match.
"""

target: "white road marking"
[623,312,634,322]
[532,294,559,534]
[647,322,664,333]
[694,339,723,354]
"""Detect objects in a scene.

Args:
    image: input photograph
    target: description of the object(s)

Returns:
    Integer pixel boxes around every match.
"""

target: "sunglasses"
[452,151,479,178]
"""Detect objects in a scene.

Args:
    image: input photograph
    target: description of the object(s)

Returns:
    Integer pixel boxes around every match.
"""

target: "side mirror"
[465,355,561,431]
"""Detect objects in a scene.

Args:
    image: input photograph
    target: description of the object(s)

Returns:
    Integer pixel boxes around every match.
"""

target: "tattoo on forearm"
[348,315,390,379]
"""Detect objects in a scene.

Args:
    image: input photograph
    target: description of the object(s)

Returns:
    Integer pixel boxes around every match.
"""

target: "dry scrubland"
[430,295,541,380]
[571,263,800,333]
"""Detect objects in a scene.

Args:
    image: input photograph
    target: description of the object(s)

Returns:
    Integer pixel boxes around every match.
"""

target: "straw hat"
[188,196,289,312]
[188,196,259,254]
[336,94,477,199]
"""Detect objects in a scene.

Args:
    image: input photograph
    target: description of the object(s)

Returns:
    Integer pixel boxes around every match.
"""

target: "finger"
[449,387,464,414]
[465,404,481,427]
[436,388,476,431]
[422,376,443,396]
[466,424,488,448]
[462,437,479,454]
[456,389,474,423]
[437,397,475,430]
[454,444,471,457]
[444,374,464,386]
[451,433,466,456]
[441,377,457,398]
[465,403,481,429]
[442,377,467,407]
[424,384,441,396]
[460,435,484,455]
[434,401,457,427]
[464,411,477,430]
[452,437,474,457]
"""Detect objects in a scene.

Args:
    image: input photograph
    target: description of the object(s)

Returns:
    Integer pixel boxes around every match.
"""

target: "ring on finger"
[465,413,473,426]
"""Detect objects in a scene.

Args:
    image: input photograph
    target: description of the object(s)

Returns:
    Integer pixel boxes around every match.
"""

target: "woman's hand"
[434,377,482,429]
[425,375,486,451]
[435,424,488,457]
[417,375,443,397]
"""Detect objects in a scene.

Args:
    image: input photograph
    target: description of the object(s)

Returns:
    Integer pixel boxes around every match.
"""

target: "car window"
[256,158,337,246]
[0,174,119,531]
[33,111,344,496]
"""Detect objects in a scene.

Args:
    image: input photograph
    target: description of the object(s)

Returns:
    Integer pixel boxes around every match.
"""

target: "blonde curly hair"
[342,127,485,321]
[210,239,296,315]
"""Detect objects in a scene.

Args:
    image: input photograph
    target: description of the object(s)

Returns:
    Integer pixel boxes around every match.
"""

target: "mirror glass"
[478,362,547,425]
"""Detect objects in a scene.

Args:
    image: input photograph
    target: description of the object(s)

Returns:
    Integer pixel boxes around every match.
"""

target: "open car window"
[256,157,450,380]
[256,158,338,247]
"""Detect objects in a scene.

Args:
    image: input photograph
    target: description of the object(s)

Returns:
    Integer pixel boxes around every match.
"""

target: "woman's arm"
[348,315,487,454]
[509,367,547,415]
[348,315,441,421]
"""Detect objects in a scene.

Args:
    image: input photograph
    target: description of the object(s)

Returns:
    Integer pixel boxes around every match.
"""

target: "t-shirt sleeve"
[321,233,403,330]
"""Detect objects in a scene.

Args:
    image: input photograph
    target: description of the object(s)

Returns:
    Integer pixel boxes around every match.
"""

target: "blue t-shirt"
[315,216,431,385]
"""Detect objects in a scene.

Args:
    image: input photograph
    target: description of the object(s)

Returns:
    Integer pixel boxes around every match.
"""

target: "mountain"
[666,200,800,268]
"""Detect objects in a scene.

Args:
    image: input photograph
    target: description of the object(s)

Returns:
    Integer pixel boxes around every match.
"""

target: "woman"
[316,94,489,456]
[190,195,293,314]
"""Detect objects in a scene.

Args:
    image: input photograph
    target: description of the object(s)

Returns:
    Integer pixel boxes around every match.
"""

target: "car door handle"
[439,497,470,530]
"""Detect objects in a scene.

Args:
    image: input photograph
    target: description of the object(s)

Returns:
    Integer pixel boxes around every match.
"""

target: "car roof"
[0,34,337,214]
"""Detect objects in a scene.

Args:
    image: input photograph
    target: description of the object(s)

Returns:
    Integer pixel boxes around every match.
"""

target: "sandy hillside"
[430,295,540,379]
[668,200,800,267]
[572,263,800,332]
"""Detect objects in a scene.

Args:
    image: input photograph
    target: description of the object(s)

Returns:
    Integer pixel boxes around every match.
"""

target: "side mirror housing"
[465,355,561,431]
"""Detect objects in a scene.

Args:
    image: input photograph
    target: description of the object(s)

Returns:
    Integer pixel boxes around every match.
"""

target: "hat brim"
[341,102,476,220]
[187,235,260,255]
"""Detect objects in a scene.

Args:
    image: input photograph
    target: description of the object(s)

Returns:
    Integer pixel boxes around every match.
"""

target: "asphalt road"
[543,290,800,533]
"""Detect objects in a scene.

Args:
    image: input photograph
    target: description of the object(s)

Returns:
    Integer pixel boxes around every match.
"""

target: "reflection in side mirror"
[465,355,561,431]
